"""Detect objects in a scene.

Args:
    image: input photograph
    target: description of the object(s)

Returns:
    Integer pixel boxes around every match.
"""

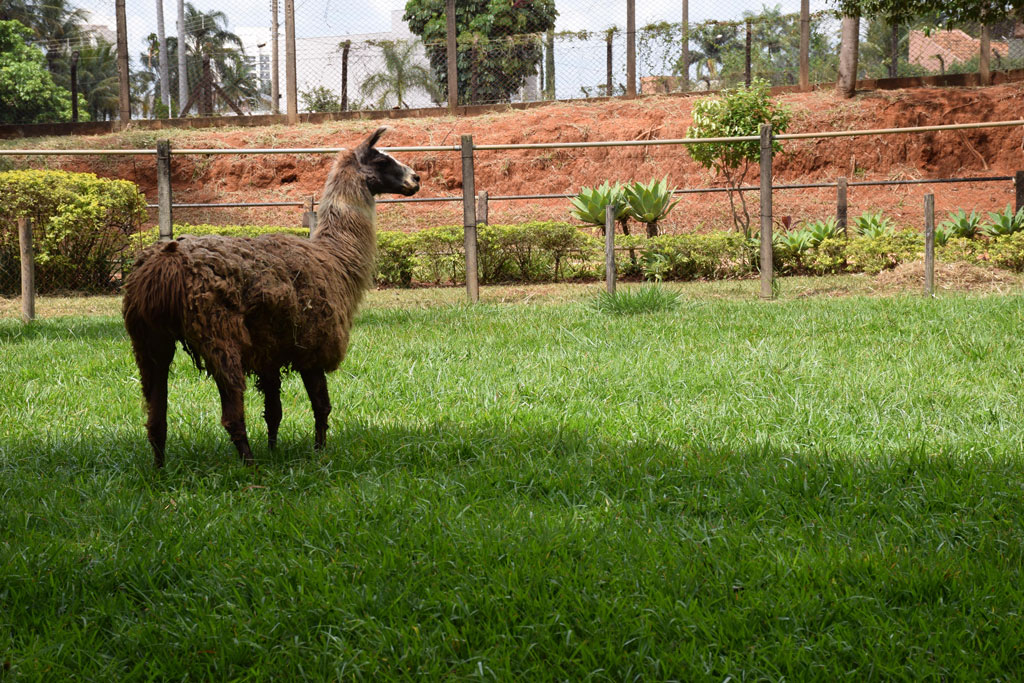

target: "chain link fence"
[3,1,1023,125]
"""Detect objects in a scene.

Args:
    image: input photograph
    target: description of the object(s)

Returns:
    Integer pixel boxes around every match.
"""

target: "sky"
[77,0,821,59]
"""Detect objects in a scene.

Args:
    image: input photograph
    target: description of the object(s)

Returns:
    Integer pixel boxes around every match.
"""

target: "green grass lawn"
[2,288,1024,679]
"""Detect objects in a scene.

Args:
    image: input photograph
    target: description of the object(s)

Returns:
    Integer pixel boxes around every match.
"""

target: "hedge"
[0,170,148,293]
[15,219,1024,293]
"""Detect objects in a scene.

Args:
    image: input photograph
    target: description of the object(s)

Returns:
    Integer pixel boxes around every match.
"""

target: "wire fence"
[3,1,1023,125]
[2,119,1023,305]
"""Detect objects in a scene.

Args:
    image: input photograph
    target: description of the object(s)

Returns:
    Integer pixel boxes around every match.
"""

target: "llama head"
[356,127,420,197]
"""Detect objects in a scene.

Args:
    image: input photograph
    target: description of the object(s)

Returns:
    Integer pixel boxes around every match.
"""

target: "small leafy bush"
[986,232,1024,272]
[639,233,755,281]
[803,238,847,275]
[939,209,982,240]
[981,205,1024,237]
[570,182,628,231]
[0,170,148,293]
[845,231,923,274]
[377,231,417,287]
[623,178,680,237]
[805,217,842,245]
[852,211,896,239]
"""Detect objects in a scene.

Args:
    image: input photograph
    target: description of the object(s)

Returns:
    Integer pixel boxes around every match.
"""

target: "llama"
[122,127,420,466]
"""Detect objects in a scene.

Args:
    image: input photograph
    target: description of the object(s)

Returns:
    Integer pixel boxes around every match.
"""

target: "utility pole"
[446,0,458,113]
[176,0,188,115]
[284,0,297,123]
[116,0,131,123]
[681,0,689,90]
[156,0,171,111]
[70,51,80,122]
[799,0,809,90]
[626,0,636,97]
[271,0,280,115]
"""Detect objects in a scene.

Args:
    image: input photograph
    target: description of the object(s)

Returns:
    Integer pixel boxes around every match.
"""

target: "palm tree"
[181,3,244,114]
[141,33,183,116]
[217,53,264,113]
[76,39,119,121]
[360,39,441,109]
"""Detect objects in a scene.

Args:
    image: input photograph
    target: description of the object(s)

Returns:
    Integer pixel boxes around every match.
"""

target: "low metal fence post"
[759,123,774,300]
[157,140,173,241]
[605,204,616,295]
[837,176,848,237]
[924,193,935,297]
[461,134,479,303]
[18,217,35,323]
[302,196,317,235]
[1016,170,1023,215]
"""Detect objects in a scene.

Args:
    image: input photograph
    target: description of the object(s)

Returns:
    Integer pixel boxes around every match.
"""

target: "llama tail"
[122,241,197,364]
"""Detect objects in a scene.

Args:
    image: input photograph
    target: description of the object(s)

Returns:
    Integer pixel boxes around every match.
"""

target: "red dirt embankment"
[53,82,1024,233]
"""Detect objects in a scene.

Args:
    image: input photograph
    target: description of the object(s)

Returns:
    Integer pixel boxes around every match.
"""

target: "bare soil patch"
[22,82,1024,233]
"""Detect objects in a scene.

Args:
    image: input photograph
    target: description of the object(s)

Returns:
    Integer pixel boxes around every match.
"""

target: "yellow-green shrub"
[0,170,147,292]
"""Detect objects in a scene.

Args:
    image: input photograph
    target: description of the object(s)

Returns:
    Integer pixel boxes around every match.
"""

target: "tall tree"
[0,19,79,123]
[179,3,245,114]
[403,0,557,105]
[76,39,120,120]
[360,39,441,108]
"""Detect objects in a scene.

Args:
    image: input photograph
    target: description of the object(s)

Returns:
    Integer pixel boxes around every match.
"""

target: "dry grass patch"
[874,260,1024,293]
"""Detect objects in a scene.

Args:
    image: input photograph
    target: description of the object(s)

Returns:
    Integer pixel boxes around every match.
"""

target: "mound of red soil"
[53,82,1024,233]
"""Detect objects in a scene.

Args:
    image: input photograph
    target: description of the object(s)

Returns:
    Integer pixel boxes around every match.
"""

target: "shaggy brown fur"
[123,127,419,466]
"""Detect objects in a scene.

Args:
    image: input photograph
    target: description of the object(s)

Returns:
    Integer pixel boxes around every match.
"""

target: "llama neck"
[312,151,377,281]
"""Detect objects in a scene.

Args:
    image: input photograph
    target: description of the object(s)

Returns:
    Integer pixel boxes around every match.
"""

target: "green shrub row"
[14,219,1024,294]
[0,170,148,293]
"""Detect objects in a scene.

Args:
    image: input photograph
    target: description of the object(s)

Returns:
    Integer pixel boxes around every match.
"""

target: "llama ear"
[363,126,387,150]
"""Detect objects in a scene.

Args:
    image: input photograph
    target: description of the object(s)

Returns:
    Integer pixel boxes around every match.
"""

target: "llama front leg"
[257,371,282,449]
[214,372,255,466]
[134,336,176,468]
[300,369,331,450]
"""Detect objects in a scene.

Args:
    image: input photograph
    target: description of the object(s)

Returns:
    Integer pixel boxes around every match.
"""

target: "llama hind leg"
[213,369,255,466]
[300,369,331,450]
[134,335,176,468]
[257,371,282,449]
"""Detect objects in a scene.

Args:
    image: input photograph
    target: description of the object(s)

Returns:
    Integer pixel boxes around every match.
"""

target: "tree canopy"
[403,0,557,105]
[0,19,79,124]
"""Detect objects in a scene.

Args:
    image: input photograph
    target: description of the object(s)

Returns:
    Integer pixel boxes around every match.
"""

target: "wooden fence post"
[476,190,488,226]
[605,204,616,295]
[759,123,774,300]
[302,196,317,235]
[18,217,35,323]
[461,134,479,303]
[924,193,935,297]
[836,176,848,237]
[157,140,173,242]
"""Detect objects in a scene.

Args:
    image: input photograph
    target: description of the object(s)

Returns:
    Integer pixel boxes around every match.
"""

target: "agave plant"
[776,228,815,252]
[938,209,982,240]
[852,211,896,238]
[981,204,1024,237]
[570,182,628,234]
[623,177,681,237]
[934,224,953,247]
[804,216,842,246]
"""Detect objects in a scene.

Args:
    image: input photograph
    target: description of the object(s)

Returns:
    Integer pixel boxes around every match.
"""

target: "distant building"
[908,29,1009,73]
[295,10,438,110]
